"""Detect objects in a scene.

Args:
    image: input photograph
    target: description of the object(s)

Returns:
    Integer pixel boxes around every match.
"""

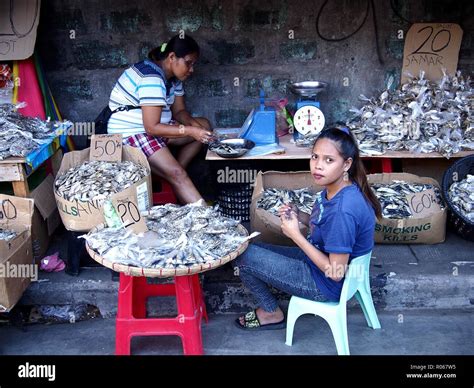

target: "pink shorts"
[123,133,169,157]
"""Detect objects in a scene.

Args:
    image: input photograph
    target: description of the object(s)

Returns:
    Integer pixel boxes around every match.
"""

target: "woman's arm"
[171,96,205,128]
[141,105,212,142]
[280,213,349,281]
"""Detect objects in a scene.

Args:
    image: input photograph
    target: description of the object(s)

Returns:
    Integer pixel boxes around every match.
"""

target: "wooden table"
[0,135,66,197]
[206,134,473,173]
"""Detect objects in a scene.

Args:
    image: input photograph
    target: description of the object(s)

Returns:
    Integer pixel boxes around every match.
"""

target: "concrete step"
[18,231,474,318]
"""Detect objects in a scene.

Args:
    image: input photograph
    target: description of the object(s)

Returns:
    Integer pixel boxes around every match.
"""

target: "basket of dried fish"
[82,202,259,277]
[442,155,474,241]
[368,173,447,244]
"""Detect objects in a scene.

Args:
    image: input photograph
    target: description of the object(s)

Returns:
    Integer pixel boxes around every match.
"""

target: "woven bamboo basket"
[84,223,250,278]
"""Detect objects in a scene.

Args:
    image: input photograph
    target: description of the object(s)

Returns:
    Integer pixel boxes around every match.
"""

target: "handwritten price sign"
[0,199,18,221]
[406,188,442,219]
[111,191,148,234]
[402,23,463,83]
[89,134,123,162]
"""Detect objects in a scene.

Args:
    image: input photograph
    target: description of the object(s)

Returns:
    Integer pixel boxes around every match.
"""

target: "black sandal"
[234,309,286,331]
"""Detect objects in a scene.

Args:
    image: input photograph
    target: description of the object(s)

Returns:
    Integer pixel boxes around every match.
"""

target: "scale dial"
[293,105,325,136]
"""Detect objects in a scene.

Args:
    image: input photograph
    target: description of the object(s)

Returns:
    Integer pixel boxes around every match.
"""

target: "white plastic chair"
[285,251,381,355]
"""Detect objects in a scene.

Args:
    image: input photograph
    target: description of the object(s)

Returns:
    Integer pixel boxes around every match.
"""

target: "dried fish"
[0,228,17,241]
[54,160,148,202]
[257,187,318,216]
[371,180,445,219]
[347,71,474,158]
[0,103,64,160]
[81,201,259,270]
[448,174,474,222]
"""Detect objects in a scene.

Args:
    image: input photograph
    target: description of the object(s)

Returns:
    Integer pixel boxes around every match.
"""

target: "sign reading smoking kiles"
[369,173,447,244]
[53,135,152,232]
[401,23,463,83]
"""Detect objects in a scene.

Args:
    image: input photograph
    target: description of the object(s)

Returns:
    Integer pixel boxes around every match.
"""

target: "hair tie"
[160,43,167,52]
[339,127,350,135]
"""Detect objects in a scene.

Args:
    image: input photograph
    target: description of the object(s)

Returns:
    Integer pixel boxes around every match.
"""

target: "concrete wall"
[37,0,473,131]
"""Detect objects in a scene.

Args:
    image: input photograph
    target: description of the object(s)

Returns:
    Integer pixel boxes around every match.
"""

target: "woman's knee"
[194,117,211,130]
[233,245,261,269]
[163,166,189,184]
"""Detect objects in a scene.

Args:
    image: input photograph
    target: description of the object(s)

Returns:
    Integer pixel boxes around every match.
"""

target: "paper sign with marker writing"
[89,134,123,162]
[111,191,148,234]
[406,188,442,219]
[401,23,463,83]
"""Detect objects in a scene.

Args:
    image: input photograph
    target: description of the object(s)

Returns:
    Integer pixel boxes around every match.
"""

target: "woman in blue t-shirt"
[234,127,382,330]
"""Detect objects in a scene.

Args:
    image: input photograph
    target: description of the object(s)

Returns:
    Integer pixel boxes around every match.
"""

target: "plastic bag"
[265,98,294,137]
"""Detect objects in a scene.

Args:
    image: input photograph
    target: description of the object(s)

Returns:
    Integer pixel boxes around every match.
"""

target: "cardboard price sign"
[111,192,148,234]
[0,198,18,222]
[406,188,442,219]
[401,23,463,83]
[89,134,123,162]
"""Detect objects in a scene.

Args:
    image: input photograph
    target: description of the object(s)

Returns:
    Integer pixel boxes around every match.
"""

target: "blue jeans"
[233,242,328,313]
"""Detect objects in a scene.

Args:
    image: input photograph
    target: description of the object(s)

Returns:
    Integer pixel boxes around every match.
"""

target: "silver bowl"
[290,81,328,97]
[209,138,255,158]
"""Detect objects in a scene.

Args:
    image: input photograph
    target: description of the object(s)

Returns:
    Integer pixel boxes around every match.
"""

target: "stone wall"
[37,0,473,130]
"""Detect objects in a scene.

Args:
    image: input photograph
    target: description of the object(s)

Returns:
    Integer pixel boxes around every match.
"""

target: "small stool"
[115,273,208,355]
[153,177,177,205]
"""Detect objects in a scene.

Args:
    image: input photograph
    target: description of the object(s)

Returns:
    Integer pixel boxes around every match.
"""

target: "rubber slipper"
[234,309,286,331]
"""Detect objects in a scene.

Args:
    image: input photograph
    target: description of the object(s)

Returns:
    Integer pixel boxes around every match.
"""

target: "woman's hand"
[279,205,302,241]
[187,126,214,143]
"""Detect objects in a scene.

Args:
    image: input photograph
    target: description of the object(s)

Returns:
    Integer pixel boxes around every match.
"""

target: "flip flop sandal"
[234,309,286,331]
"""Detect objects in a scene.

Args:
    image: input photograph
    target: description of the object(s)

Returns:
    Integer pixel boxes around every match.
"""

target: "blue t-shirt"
[306,183,375,301]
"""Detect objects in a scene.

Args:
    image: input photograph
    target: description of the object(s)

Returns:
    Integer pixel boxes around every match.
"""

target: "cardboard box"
[31,175,62,262]
[369,173,447,244]
[0,194,35,312]
[54,145,152,232]
[0,1,41,61]
[250,171,323,246]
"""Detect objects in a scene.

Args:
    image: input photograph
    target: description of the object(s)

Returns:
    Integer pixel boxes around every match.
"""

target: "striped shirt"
[107,59,184,137]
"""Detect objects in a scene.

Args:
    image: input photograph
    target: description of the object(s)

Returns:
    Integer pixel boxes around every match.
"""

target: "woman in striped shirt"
[108,35,212,204]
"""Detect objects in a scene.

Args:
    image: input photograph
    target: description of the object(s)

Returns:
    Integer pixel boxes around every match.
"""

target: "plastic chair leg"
[285,297,301,346]
[357,285,381,330]
[328,316,350,356]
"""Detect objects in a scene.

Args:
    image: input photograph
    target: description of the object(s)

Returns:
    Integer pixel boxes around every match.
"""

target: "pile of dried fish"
[257,187,318,216]
[371,181,445,219]
[294,134,318,148]
[347,71,474,158]
[0,228,17,241]
[0,103,63,160]
[81,202,257,270]
[448,174,474,222]
[55,160,148,202]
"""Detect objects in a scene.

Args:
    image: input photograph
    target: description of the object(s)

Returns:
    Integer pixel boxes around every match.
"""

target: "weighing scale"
[240,90,278,146]
[290,81,328,141]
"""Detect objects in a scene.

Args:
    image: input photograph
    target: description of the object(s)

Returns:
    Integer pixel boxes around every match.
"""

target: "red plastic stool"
[115,273,208,355]
[153,177,177,205]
